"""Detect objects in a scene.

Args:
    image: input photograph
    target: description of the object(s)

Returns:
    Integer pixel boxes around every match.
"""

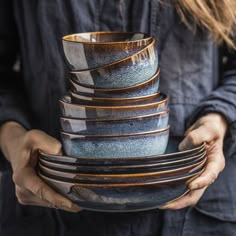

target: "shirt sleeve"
[0,0,31,130]
[187,45,236,127]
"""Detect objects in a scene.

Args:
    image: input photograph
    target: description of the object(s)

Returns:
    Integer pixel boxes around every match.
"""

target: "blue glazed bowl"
[38,137,206,165]
[39,154,206,177]
[60,126,170,158]
[70,39,158,89]
[62,32,153,70]
[70,90,160,106]
[59,94,168,119]
[60,110,169,135]
[70,68,160,98]
[39,169,203,212]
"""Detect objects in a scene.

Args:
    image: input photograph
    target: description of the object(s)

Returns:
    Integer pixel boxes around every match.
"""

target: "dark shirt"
[0,1,236,235]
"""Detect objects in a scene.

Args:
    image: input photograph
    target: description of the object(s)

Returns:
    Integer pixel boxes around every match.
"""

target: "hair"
[175,0,236,48]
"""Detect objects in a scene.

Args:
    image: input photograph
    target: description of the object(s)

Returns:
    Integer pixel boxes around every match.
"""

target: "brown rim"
[38,168,204,187]
[39,150,206,170]
[38,157,206,179]
[60,93,168,109]
[38,142,206,161]
[60,125,170,138]
[70,38,156,73]
[62,31,153,44]
[70,68,160,92]
[70,91,160,102]
[60,109,169,122]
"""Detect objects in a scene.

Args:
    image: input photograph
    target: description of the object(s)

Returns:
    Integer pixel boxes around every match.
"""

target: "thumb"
[26,130,62,155]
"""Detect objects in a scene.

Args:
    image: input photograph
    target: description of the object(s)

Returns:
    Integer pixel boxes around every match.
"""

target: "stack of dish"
[38,32,207,212]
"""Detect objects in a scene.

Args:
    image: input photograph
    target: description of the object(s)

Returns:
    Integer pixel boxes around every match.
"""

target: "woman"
[0,0,236,235]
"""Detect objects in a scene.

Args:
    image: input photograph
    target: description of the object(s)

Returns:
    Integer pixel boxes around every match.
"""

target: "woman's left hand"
[161,113,228,210]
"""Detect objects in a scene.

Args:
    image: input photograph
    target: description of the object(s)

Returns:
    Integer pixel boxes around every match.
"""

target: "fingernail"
[160,203,174,209]
[72,204,81,212]
[190,183,199,190]
[62,201,72,209]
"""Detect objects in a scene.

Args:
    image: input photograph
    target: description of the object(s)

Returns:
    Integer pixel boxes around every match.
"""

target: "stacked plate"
[38,32,207,212]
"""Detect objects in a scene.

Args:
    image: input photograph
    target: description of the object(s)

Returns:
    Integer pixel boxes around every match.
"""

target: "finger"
[179,126,216,151]
[15,185,80,212]
[188,152,225,190]
[160,187,206,210]
[16,167,80,212]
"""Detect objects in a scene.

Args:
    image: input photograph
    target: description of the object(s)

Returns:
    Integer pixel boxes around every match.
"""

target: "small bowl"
[70,91,160,106]
[39,152,206,175]
[61,126,170,158]
[59,94,168,119]
[60,110,169,135]
[70,69,160,98]
[62,32,153,70]
[70,38,158,89]
[39,169,202,212]
[39,137,206,166]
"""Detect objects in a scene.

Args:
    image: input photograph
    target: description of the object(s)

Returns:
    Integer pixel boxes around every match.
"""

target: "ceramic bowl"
[60,126,170,158]
[38,169,203,212]
[62,32,153,70]
[70,68,160,98]
[59,94,168,119]
[70,90,160,106]
[38,136,206,165]
[60,110,169,135]
[39,152,206,176]
[70,38,157,89]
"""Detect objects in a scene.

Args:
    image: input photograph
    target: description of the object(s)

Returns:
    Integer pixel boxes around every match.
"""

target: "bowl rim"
[62,31,153,45]
[39,151,206,171]
[70,67,160,92]
[60,125,170,138]
[70,90,160,102]
[59,93,168,109]
[38,168,203,187]
[38,157,206,179]
[38,142,206,162]
[70,38,156,73]
[60,109,169,122]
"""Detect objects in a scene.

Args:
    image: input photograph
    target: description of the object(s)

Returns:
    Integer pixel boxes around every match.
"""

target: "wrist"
[203,112,228,137]
[0,121,27,162]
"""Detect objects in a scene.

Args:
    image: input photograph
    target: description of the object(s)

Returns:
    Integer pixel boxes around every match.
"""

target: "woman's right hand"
[0,121,80,212]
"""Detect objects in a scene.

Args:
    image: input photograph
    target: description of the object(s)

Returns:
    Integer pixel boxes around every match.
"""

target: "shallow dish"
[70,90,160,106]
[39,150,206,174]
[59,94,168,119]
[62,32,153,70]
[38,169,203,212]
[60,110,169,135]
[70,69,160,98]
[70,38,157,89]
[39,136,206,165]
[61,127,170,158]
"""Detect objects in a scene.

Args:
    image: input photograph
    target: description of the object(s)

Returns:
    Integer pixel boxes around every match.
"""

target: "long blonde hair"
[175,0,236,48]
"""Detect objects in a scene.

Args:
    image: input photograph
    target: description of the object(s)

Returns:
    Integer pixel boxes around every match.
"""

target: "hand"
[0,122,80,212]
[161,113,228,210]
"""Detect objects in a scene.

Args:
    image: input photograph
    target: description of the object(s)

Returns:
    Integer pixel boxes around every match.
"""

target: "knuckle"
[188,132,199,146]
[12,173,20,185]
[25,130,39,145]
[32,184,45,199]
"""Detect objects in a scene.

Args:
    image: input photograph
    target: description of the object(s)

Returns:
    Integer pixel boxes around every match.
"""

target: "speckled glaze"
[70,69,160,98]
[70,39,158,89]
[62,32,154,70]
[59,94,168,119]
[38,137,206,165]
[70,90,160,106]
[38,170,203,212]
[60,111,169,135]
[60,127,170,158]
[39,154,206,177]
